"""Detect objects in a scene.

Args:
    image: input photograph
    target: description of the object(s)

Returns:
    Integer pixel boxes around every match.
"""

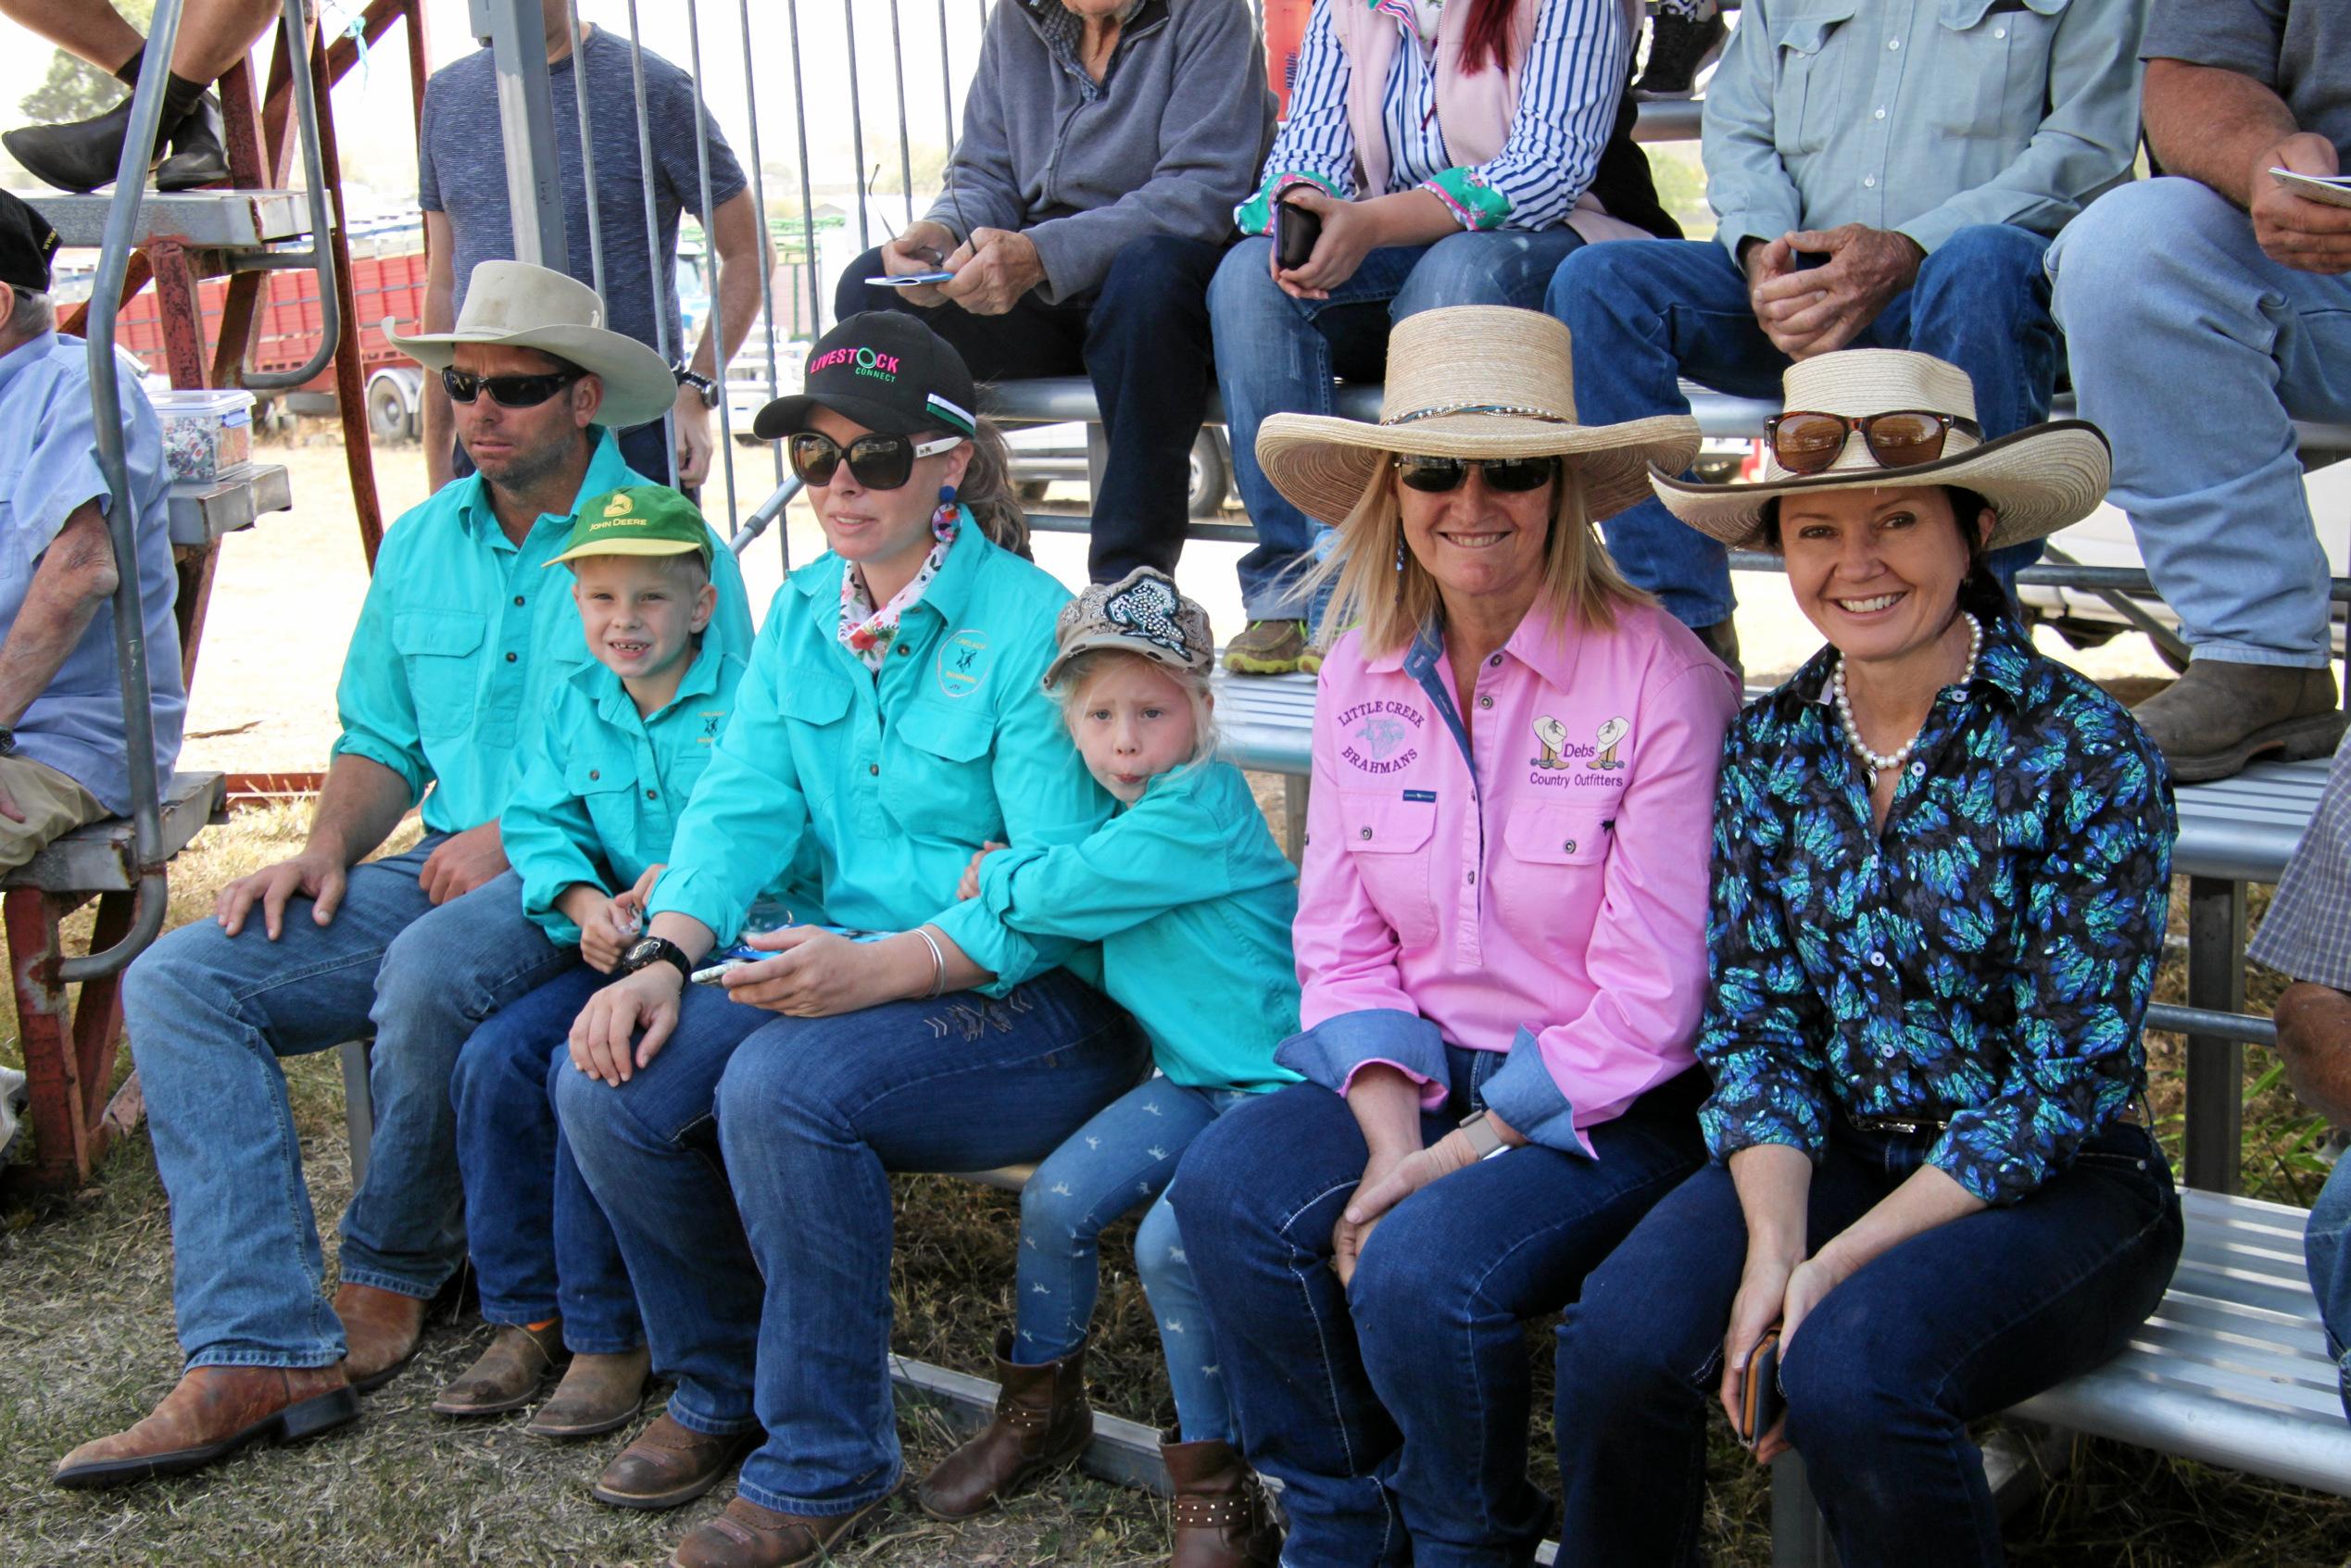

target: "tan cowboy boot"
[431,1322,568,1417]
[669,1493,894,1568]
[593,1411,756,1510]
[914,1331,1092,1519]
[53,1364,358,1487]
[333,1281,431,1391]
[527,1345,653,1438]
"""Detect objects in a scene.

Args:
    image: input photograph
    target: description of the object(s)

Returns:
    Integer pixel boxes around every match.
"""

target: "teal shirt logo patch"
[937,628,989,699]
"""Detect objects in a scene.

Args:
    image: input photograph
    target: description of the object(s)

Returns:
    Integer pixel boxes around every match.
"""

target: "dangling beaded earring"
[933,483,959,533]
[1395,532,1408,572]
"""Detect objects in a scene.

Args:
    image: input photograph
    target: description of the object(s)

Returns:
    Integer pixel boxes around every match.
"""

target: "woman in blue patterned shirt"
[1552,351,2184,1568]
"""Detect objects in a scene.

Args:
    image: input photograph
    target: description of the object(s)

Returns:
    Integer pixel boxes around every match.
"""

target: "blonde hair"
[1050,647,1219,768]
[952,418,1031,557]
[1299,459,1651,659]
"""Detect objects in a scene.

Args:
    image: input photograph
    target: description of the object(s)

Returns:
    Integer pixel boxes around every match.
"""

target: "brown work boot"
[670,1493,893,1568]
[2131,659,2346,784]
[431,1322,568,1417]
[594,1411,756,1511]
[1163,1432,1284,1567]
[914,1331,1091,1519]
[527,1346,653,1438]
[1222,620,1310,676]
[333,1281,431,1392]
[52,1364,358,1487]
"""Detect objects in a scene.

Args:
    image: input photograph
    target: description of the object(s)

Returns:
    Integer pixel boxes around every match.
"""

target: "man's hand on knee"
[2249,134,2351,274]
[419,821,508,906]
[1751,225,1923,359]
[217,852,348,940]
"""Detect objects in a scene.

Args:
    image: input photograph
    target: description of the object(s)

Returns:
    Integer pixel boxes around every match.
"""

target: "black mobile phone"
[1740,1329,1786,1449]
[1276,199,1323,270]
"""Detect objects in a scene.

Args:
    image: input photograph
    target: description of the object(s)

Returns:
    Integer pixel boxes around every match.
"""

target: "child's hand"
[957,841,1007,901]
[578,895,635,974]
[611,863,663,938]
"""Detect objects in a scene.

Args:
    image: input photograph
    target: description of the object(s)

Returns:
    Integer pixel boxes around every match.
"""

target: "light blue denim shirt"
[329,429,751,835]
[1702,0,2146,258]
[0,331,183,814]
[974,758,1302,1092]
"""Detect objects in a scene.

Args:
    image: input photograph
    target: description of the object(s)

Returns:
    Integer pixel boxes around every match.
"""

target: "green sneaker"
[1223,619,1311,676]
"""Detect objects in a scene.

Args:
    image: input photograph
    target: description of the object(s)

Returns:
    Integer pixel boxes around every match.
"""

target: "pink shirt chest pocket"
[1336,788,1440,947]
[1492,799,1613,935]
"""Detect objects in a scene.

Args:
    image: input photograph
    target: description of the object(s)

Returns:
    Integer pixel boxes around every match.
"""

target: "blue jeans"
[123,852,577,1368]
[1210,227,1589,621]
[1548,224,2058,629]
[2051,177,2351,669]
[1014,1076,1251,1442]
[450,961,642,1353]
[2308,1154,2351,1420]
[1169,1051,1707,1568]
[1553,1122,2183,1568]
[558,967,1148,1517]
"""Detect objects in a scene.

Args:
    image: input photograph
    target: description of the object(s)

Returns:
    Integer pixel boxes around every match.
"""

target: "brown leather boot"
[2132,659,2346,783]
[527,1345,653,1438]
[431,1322,568,1417]
[669,1493,893,1568]
[333,1281,431,1392]
[52,1364,358,1487]
[914,1331,1092,1519]
[1162,1433,1283,1567]
[593,1411,756,1510]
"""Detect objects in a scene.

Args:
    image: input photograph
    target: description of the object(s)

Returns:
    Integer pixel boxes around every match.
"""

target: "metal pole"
[936,0,956,144]
[564,0,605,300]
[844,0,872,252]
[622,0,679,485]
[887,0,917,231]
[736,0,786,490]
[2182,877,2247,1194]
[785,0,823,345]
[683,0,738,531]
[478,0,568,268]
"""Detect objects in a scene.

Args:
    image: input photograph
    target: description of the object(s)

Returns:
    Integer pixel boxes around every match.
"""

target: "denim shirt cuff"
[1276,1008,1446,1098]
[1478,1025,1590,1156]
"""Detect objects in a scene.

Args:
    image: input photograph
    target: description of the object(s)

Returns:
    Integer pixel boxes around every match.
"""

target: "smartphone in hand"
[869,271,957,287]
[1738,1327,1786,1449]
[1276,199,1324,270]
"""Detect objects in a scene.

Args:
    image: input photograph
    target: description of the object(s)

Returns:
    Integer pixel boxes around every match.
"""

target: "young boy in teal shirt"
[439,485,776,1436]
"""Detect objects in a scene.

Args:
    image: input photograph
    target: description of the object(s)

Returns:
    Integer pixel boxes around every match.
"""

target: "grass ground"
[5,791,2351,1567]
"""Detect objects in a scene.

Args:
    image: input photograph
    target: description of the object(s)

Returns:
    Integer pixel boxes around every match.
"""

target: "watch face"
[623,937,665,968]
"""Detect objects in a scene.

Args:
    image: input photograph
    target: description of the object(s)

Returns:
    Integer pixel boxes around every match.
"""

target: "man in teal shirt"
[57,263,747,1488]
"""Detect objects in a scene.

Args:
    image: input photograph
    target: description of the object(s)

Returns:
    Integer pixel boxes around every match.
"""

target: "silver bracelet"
[911,924,947,999]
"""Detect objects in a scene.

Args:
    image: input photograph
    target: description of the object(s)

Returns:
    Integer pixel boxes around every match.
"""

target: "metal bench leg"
[1283,775,1309,864]
[3,886,137,1196]
[1770,1452,1840,1568]
[339,1038,375,1190]
[2182,875,2246,1194]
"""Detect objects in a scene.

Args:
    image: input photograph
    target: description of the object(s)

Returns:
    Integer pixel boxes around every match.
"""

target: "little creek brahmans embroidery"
[1337,698,1426,775]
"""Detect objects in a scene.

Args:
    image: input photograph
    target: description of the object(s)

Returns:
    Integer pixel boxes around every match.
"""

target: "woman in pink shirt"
[1169,307,1739,1566]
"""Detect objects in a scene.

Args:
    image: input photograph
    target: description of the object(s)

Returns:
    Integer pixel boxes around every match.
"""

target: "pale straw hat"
[1253,307,1703,526]
[1649,348,2111,550]
[385,260,679,429]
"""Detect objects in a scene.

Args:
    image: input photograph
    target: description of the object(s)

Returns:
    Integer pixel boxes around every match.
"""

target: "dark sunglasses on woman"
[439,366,585,408]
[788,429,966,491]
[1390,454,1560,494]
[1765,409,1981,476]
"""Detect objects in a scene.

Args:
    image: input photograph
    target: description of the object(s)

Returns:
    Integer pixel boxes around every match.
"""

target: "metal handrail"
[241,0,343,389]
[60,0,189,984]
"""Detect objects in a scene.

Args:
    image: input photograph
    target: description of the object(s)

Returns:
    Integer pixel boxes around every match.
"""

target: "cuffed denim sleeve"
[1276,1007,1448,1105]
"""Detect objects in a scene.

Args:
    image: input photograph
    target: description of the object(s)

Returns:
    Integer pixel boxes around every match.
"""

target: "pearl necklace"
[1832,612,1982,785]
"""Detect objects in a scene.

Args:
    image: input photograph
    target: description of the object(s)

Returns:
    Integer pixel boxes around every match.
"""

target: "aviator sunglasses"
[440,366,585,408]
[1390,454,1560,494]
[788,429,965,491]
[1765,409,1980,476]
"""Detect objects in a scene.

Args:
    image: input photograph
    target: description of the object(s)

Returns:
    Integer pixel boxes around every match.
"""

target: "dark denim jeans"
[1170,1049,1707,1568]
[1546,223,2058,630]
[1553,1121,2183,1568]
[450,961,642,1354]
[557,966,1147,1517]
[837,237,1225,586]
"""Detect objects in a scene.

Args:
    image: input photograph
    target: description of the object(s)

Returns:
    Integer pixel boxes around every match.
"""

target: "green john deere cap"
[546,485,715,569]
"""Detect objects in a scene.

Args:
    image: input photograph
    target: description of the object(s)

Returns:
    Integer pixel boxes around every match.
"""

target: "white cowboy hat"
[1252,307,1703,526]
[1648,348,2111,550]
[384,260,677,430]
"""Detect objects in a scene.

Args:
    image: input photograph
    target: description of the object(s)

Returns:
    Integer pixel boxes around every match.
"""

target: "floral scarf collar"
[838,500,961,670]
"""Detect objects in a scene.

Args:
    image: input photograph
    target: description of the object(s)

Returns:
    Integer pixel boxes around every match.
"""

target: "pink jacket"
[1280,601,1739,1153]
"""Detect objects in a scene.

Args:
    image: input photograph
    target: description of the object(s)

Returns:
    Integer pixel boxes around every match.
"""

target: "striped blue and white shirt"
[1238,0,1630,234]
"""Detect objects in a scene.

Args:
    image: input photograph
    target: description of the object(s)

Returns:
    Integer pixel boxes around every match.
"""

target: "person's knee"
[1207,236,1282,327]
[1393,231,1523,314]
[2051,180,2237,327]
[1555,1263,1701,1410]
[1134,1199,1187,1298]
[713,1024,831,1154]
[552,1058,626,1165]
[1777,1315,1923,1461]
[1102,234,1208,304]
[450,1010,547,1118]
[1017,1165,1096,1249]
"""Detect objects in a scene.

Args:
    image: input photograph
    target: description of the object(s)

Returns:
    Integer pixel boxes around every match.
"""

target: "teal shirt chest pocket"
[1933,0,2068,141]
[392,608,487,744]
[888,701,999,832]
[1770,0,1860,160]
[776,670,852,809]
[1338,789,1438,948]
[564,756,640,877]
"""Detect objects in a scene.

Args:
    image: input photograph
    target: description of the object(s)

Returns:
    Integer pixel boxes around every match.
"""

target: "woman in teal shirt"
[552,314,1149,1568]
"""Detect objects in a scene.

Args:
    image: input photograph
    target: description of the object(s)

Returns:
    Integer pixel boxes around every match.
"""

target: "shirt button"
[1360,826,1374,840]
[1887,36,1900,48]
[897,644,911,656]
[644,788,658,800]
[1465,870,1476,885]
[1864,175,1878,189]
[513,595,524,606]
[869,763,880,776]
[1488,654,1502,668]
[1993,25,2006,37]
[1909,761,1925,778]
[1874,107,1886,119]
[505,651,518,663]
[587,769,599,780]
[1563,839,1577,854]
[1868,951,1887,968]
[1477,694,1493,709]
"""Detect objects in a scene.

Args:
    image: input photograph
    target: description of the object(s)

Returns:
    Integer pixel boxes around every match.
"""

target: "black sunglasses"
[1391,454,1559,495]
[440,366,585,408]
[788,429,965,491]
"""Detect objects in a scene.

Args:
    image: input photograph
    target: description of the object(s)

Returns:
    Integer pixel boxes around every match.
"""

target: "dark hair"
[1759,485,2014,622]
[950,418,1031,558]
[1459,0,1518,75]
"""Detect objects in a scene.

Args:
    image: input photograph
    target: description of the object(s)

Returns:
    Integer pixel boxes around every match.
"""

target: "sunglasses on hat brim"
[788,429,964,491]
[1764,409,1981,476]
[1389,454,1560,494]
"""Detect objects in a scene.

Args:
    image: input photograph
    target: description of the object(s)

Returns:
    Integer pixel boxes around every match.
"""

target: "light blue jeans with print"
[123,848,574,1368]
[1014,1076,1251,1442]
[2050,176,2351,669]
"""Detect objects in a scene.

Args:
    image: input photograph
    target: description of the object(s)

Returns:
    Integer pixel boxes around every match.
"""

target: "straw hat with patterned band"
[1649,349,2112,551]
[383,259,679,430]
[1252,306,1703,527]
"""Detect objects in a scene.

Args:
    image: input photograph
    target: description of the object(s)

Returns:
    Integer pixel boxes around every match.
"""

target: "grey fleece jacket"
[924,0,1276,304]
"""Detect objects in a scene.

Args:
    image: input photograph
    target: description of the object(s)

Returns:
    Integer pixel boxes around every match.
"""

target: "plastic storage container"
[152,389,257,483]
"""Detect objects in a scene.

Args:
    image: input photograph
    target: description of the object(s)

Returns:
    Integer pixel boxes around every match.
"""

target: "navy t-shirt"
[418,27,748,363]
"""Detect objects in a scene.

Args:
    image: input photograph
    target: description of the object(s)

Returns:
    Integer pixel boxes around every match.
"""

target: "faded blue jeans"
[124,851,576,1368]
[2308,1153,2351,1421]
[1014,1076,1254,1442]
[1553,1121,2183,1568]
[557,967,1148,1518]
[1209,227,1589,622]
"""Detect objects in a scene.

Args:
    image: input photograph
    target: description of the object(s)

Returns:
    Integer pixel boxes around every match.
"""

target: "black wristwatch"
[621,935,693,984]
[673,363,719,409]
[0,725,16,757]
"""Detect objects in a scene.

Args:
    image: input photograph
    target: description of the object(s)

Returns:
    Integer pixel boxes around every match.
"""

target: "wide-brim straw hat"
[384,260,678,430]
[1253,307,1703,526]
[1649,348,2110,550]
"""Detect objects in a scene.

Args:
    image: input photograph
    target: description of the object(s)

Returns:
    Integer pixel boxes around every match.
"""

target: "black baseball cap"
[752,311,979,442]
[0,191,59,295]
